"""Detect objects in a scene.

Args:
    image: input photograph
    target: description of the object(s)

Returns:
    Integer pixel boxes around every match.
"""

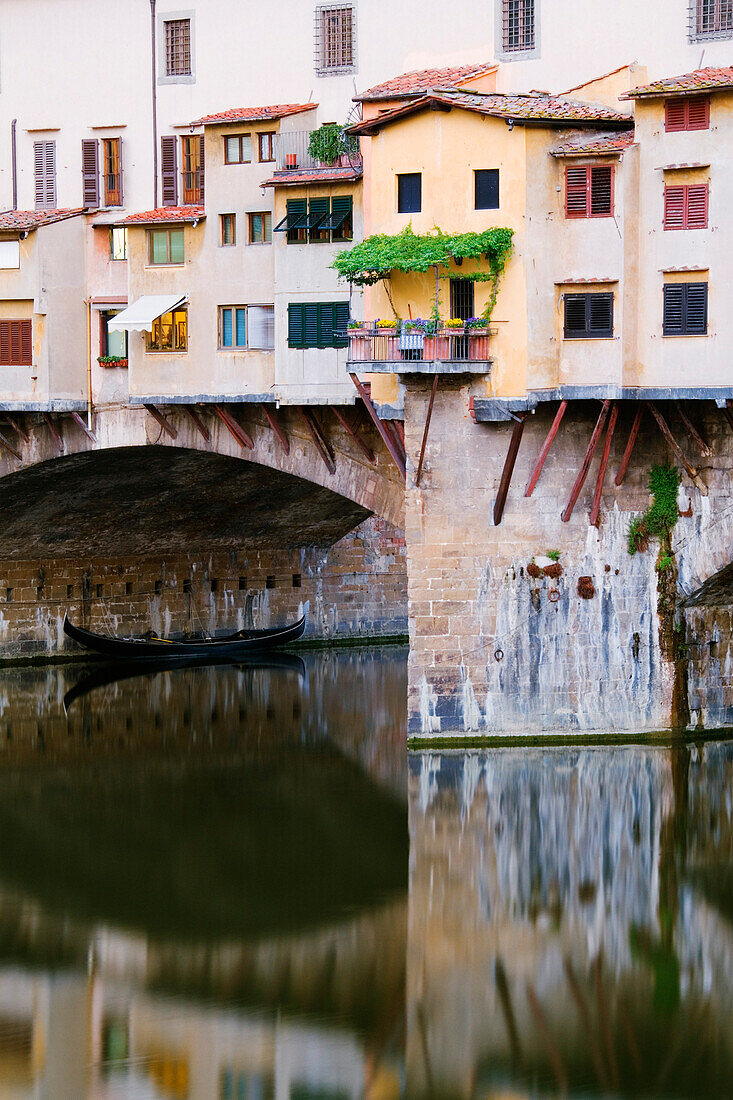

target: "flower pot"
[285,154,298,170]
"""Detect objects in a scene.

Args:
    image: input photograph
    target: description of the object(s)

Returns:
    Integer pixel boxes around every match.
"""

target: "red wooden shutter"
[664,185,685,229]
[665,99,686,132]
[590,165,613,215]
[685,184,708,228]
[161,136,178,206]
[196,135,205,203]
[19,320,32,365]
[565,166,588,216]
[687,96,710,130]
[81,139,100,208]
[0,323,8,365]
[0,321,31,366]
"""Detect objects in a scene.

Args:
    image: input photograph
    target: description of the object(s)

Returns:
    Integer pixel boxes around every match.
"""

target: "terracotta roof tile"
[194,103,317,126]
[0,208,86,232]
[351,90,634,134]
[262,167,362,187]
[356,63,497,102]
[550,129,636,156]
[621,66,733,99]
[122,206,205,225]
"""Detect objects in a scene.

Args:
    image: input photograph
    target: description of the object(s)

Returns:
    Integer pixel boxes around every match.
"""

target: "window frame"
[498,0,538,56]
[248,212,272,244]
[475,169,500,210]
[689,0,733,40]
[224,134,252,164]
[146,308,188,352]
[181,134,204,204]
[287,301,350,349]
[219,304,274,350]
[664,96,710,132]
[662,282,708,336]
[164,16,192,76]
[102,138,122,207]
[0,320,32,366]
[148,226,185,265]
[258,132,276,163]
[663,183,709,230]
[563,292,614,340]
[99,310,128,359]
[397,173,422,214]
[109,227,127,261]
[565,164,615,219]
[220,213,236,246]
[315,4,357,75]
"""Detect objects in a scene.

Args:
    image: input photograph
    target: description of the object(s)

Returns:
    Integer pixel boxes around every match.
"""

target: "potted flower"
[465,316,490,334]
[443,316,465,333]
[97,355,128,367]
[375,317,398,335]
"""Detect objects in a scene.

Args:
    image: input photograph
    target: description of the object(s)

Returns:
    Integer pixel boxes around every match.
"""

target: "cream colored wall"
[86,223,130,406]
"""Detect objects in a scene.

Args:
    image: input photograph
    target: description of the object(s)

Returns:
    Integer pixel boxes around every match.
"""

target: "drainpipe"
[11,120,17,210]
[85,297,93,429]
[150,0,159,208]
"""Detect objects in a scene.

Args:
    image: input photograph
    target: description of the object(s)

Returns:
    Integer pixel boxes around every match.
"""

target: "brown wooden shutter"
[0,323,8,365]
[81,139,100,208]
[161,136,178,206]
[686,184,708,229]
[19,320,32,365]
[664,185,685,229]
[665,99,686,132]
[196,135,205,203]
[0,321,32,366]
[118,140,124,207]
[34,141,56,210]
[565,166,588,216]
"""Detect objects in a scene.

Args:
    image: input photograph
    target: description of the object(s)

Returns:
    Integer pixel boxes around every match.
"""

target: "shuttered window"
[0,320,32,366]
[81,140,100,208]
[664,183,708,229]
[161,136,178,206]
[34,141,56,211]
[315,5,356,74]
[665,96,710,131]
[181,135,204,204]
[103,138,123,206]
[502,0,535,51]
[397,173,421,214]
[663,282,708,335]
[563,293,614,339]
[565,165,614,218]
[308,197,331,241]
[475,169,500,209]
[287,302,349,348]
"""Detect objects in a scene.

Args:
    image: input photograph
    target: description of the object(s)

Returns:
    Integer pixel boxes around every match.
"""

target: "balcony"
[346,325,493,374]
[275,130,362,173]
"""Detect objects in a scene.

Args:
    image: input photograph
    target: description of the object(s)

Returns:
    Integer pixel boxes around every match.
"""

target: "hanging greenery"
[307,122,348,165]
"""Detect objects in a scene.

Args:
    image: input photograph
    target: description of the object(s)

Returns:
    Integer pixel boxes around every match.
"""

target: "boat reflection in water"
[409,744,733,1098]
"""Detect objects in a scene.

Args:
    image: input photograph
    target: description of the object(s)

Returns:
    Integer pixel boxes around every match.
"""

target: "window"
[563,293,614,339]
[274,197,352,243]
[109,227,127,260]
[99,311,127,359]
[397,173,421,214]
[320,195,353,241]
[565,165,614,217]
[502,0,535,51]
[665,96,710,131]
[34,141,56,211]
[165,18,191,75]
[220,213,236,245]
[225,134,251,164]
[0,320,32,366]
[103,138,122,206]
[0,241,20,269]
[690,0,733,38]
[258,132,276,163]
[147,309,188,350]
[288,301,349,348]
[248,212,272,243]
[161,135,178,206]
[664,184,708,229]
[663,282,708,335]
[475,169,500,210]
[181,135,204,204]
[315,5,356,74]
[148,227,185,264]
[219,305,274,349]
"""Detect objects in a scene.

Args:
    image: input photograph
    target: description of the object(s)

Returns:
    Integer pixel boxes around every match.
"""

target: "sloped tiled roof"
[355,63,497,102]
[262,167,362,187]
[0,208,86,232]
[194,103,317,126]
[621,66,733,99]
[550,129,636,156]
[122,206,205,225]
[351,89,634,134]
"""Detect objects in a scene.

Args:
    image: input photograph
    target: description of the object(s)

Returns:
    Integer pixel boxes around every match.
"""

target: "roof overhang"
[108,295,188,333]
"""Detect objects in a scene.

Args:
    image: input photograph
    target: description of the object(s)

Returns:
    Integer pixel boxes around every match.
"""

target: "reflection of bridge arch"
[0,404,404,528]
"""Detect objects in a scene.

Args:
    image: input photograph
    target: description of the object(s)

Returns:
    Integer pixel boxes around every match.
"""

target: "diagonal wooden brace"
[331,405,375,463]
[183,404,211,442]
[349,372,406,478]
[260,403,290,455]
[300,408,336,474]
[214,405,254,449]
[561,400,611,522]
[143,403,178,440]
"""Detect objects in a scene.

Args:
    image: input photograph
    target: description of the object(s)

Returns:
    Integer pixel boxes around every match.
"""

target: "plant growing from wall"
[307,122,347,165]
[627,465,681,555]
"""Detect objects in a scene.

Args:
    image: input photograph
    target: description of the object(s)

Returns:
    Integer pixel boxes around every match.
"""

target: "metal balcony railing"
[346,327,493,371]
[275,130,362,173]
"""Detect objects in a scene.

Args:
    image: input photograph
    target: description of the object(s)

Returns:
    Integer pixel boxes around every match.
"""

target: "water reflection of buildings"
[408,745,733,1098]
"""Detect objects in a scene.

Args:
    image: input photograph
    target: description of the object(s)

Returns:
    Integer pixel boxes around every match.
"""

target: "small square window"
[663,282,708,335]
[165,18,191,76]
[475,169,500,210]
[219,306,247,348]
[149,227,185,264]
[220,213,236,246]
[147,309,188,351]
[224,134,251,164]
[109,227,127,260]
[397,173,421,214]
[563,292,614,339]
[258,132,276,163]
[248,212,272,243]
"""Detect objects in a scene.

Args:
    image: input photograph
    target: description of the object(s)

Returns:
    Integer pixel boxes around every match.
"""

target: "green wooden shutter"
[286,198,307,243]
[331,195,353,239]
[303,304,319,347]
[308,197,330,240]
[333,301,350,346]
[288,303,304,347]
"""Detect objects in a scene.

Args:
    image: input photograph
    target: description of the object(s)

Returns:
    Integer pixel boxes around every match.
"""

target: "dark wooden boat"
[63,613,306,660]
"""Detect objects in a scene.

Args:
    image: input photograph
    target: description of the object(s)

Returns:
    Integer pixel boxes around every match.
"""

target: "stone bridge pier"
[402,380,733,737]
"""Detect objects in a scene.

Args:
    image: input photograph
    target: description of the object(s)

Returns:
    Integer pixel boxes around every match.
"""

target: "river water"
[0,646,730,1098]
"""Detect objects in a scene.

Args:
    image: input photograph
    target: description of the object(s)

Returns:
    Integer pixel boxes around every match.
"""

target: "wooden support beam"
[524,400,567,497]
[0,429,22,461]
[384,418,406,465]
[300,409,336,474]
[723,400,733,433]
[392,419,405,448]
[614,404,643,486]
[42,413,64,454]
[69,410,96,443]
[4,414,29,444]
[331,406,375,463]
[214,405,254,449]
[493,413,526,526]
[183,404,211,442]
[590,402,618,527]
[675,402,711,456]
[143,403,177,440]
[260,403,289,455]
[646,401,707,495]
[349,372,406,478]
[416,375,439,488]
[561,400,611,523]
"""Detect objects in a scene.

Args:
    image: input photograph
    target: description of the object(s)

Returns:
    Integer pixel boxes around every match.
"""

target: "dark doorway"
[449,279,474,359]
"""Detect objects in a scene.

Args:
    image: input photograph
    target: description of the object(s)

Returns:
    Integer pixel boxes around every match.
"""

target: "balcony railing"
[275,130,362,173]
[346,326,493,373]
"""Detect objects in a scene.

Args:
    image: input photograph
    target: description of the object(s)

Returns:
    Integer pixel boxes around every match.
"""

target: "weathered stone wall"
[403,382,733,736]
[0,515,407,658]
